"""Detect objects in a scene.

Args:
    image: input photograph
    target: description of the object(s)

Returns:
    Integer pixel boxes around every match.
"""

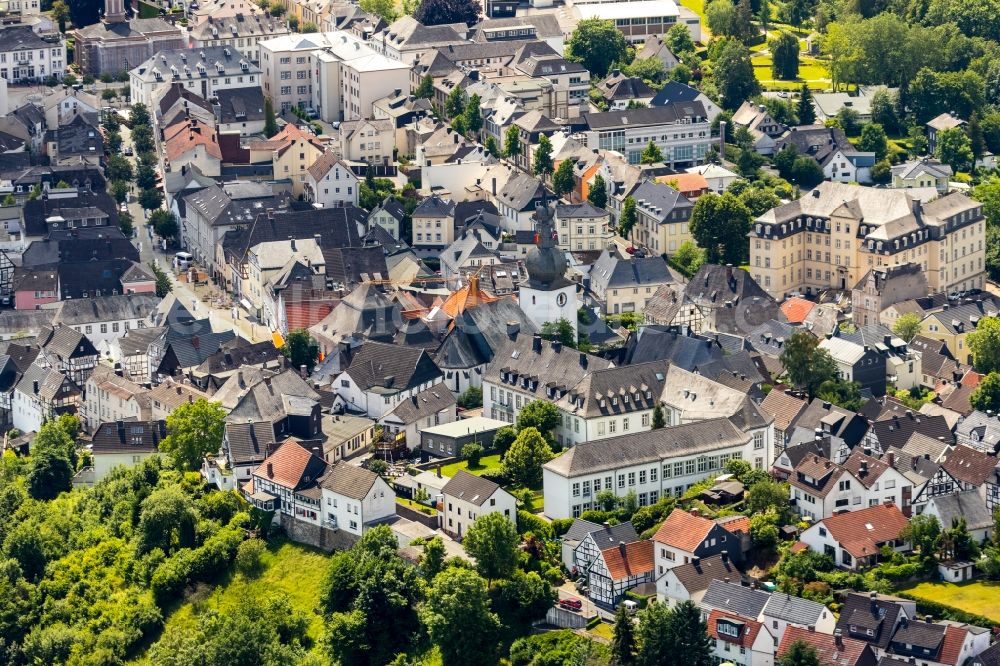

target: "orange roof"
[780,297,816,323]
[939,625,968,666]
[960,370,982,387]
[441,275,501,319]
[717,515,750,536]
[655,172,709,195]
[163,118,222,162]
[708,610,764,648]
[778,626,873,666]
[252,439,322,490]
[789,541,808,553]
[600,540,654,580]
[818,503,909,559]
[652,509,716,552]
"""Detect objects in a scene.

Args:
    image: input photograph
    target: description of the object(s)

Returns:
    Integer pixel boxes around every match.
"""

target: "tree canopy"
[780,331,839,399]
[567,19,630,78]
[689,192,752,265]
[161,399,227,471]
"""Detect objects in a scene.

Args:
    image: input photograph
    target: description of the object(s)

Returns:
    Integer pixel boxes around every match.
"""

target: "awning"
[272,331,285,348]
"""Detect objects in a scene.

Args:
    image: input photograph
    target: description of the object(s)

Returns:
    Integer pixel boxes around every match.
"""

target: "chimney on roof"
[176,386,182,395]
[552,340,562,352]
[579,352,588,368]
[721,550,728,563]
[618,541,627,557]
[925,615,933,623]
[808,625,815,632]
[267,461,274,477]
[692,556,700,566]
[887,450,895,467]
[32,380,38,394]
[812,189,821,198]
[532,333,542,353]
[506,321,520,338]
[690,507,699,517]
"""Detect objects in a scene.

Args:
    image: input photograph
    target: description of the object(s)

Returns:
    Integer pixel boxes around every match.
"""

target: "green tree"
[52,0,70,31]
[714,40,761,110]
[671,240,705,276]
[789,156,825,188]
[263,98,278,138]
[780,331,839,398]
[936,126,974,172]
[110,179,129,204]
[446,85,465,119]
[282,328,320,372]
[611,603,637,666]
[132,125,154,153]
[636,601,671,666]
[421,536,446,581]
[797,85,816,125]
[484,135,498,157]
[618,195,637,239]
[421,568,501,666]
[360,0,398,21]
[746,479,790,516]
[869,89,898,133]
[625,58,668,87]
[567,18,630,78]
[638,600,713,666]
[136,162,157,190]
[540,319,576,348]
[414,0,481,26]
[666,23,694,54]
[970,113,986,159]
[817,378,864,411]
[517,400,561,438]
[971,372,1000,413]
[26,449,73,500]
[461,442,484,467]
[552,158,575,197]
[771,31,800,80]
[149,209,179,240]
[588,174,608,209]
[139,187,163,211]
[150,261,172,296]
[463,512,519,585]
[651,403,665,429]
[502,427,554,487]
[492,426,518,454]
[503,124,521,159]
[779,639,821,666]
[892,312,923,342]
[533,134,554,177]
[969,316,1000,373]
[463,93,483,136]
[106,154,133,182]
[161,398,227,470]
[835,107,861,136]
[137,486,197,555]
[689,192,752,265]
[415,75,434,100]
[858,123,888,160]
[749,511,780,548]
[901,513,941,557]
[641,140,664,165]
[872,159,892,184]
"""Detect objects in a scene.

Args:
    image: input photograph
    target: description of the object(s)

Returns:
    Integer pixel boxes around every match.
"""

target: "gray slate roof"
[701,579,770,619]
[927,490,994,531]
[441,469,503,506]
[762,592,831,625]
[320,462,379,500]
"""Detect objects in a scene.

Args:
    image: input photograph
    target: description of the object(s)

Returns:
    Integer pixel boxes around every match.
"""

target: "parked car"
[558,598,583,612]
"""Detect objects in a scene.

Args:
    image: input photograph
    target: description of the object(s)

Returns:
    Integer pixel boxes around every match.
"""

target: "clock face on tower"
[556,293,567,306]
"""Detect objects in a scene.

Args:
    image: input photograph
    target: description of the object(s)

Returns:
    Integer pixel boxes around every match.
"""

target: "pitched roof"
[941,444,997,485]
[224,420,275,465]
[163,117,222,162]
[707,609,765,648]
[780,297,817,323]
[582,522,640,550]
[383,385,455,425]
[653,509,716,552]
[778,625,875,666]
[701,579,770,618]
[841,449,892,489]
[344,341,442,392]
[759,390,808,433]
[91,419,167,454]
[252,439,326,491]
[600,540,654,580]
[817,503,909,559]
[668,553,740,594]
[441,469,503,506]
[836,592,906,649]
[563,518,603,543]
[320,461,380,500]
[762,592,832,626]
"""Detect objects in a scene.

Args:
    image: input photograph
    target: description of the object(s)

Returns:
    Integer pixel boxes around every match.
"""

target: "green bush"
[235,538,267,577]
[551,517,575,536]
[517,509,554,539]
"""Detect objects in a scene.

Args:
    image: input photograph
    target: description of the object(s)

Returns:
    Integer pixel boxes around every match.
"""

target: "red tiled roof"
[252,439,321,490]
[818,503,909,559]
[717,515,750,536]
[653,509,715,552]
[960,371,982,387]
[163,118,222,162]
[778,625,873,666]
[780,297,817,323]
[655,172,709,195]
[939,625,968,666]
[841,449,891,489]
[441,275,501,319]
[790,541,808,553]
[708,609,764,648]
[600,540,654,580]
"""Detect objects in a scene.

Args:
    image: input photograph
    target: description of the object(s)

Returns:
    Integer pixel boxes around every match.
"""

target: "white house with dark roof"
[542,417,757,519]
[658,551,740,607]
[336,340,444,419]
[378,385,457,452]
[924,491,994,545]
[441,469,516,539]
[304,151,360,208]
[761,592,836,647]
[202,419,275,491]
[561,519,640,573]
[129,47,262,108]
[90,419,167,482]
[578,101,712,168]
[319,462,395,536]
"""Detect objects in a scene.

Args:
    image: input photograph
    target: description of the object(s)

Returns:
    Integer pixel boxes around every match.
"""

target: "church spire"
[105,0,127,24]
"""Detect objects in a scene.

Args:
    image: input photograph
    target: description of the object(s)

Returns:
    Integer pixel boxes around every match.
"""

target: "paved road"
[119,125,270,343]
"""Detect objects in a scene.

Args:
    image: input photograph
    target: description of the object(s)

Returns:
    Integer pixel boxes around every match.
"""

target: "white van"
[175,251,193,269]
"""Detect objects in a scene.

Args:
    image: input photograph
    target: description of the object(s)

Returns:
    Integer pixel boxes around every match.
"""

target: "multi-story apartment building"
[749,182,986,300]
[630,179,694,255]
[260,31,409,120]
[578,101,711,167]
[554,202,612,252]
[542,416,761,519]
[0,25,65,83]
[187,15,291,64]
[129,47,261,107]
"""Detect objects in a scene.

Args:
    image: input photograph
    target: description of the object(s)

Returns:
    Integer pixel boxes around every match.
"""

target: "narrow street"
[119,123,271,343]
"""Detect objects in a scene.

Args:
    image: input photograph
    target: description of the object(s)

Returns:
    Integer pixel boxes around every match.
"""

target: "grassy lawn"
[437,454,503,477]
[397,497,438,515]
[128,539,330,663]
[678,0,706,20]
[752,54,830,91]
[588,621,614,641]
[899,580,1000,624]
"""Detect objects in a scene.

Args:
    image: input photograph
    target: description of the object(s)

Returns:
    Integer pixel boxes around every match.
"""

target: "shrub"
[462,442,484,467]
[235,538,267,577]
[517,509,554,539]
[551,518,575,537]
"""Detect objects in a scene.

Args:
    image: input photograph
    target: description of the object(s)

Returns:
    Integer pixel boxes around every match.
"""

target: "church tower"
[520,194,578,337]
[104,0,127,24]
